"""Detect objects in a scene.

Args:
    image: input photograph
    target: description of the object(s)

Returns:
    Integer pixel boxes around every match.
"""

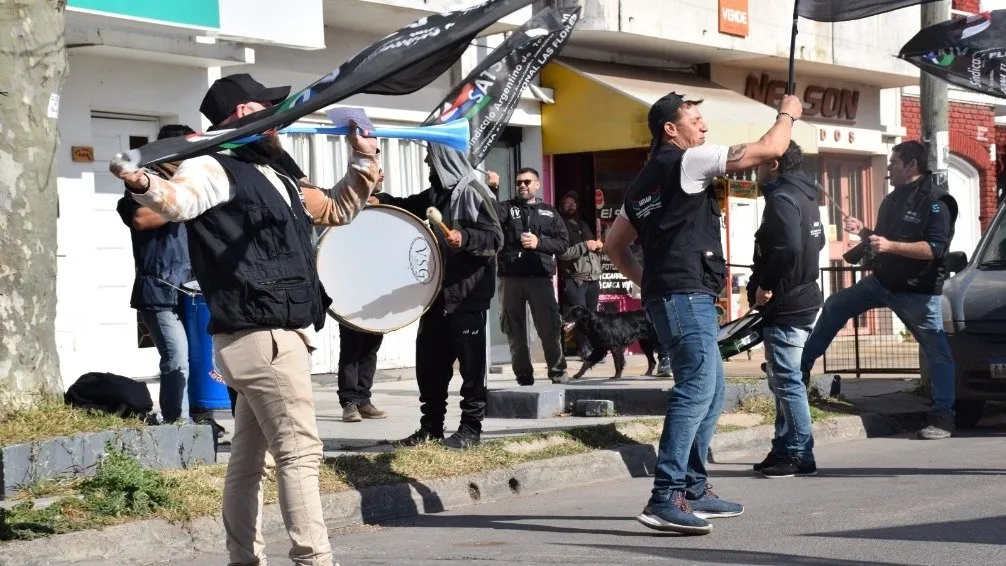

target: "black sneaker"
[441,426,481,451]
[516,375,535,386]
[752,452,783,472]
[761,458,818,478]
[394,428,444,447]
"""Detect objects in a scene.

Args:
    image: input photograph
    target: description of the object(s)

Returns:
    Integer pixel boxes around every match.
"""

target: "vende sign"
[719,0,749,38]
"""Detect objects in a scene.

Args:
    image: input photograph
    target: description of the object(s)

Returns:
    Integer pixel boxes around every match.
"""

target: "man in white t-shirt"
[604,91,804,535]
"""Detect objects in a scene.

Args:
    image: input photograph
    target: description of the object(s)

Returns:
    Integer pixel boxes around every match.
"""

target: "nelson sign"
[744,73,860,123]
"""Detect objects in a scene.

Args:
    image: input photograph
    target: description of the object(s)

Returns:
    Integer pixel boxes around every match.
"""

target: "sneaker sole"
[636,513,712,535]
[342,416,363,423]
[762,471,818,479]
[693,509,744,519]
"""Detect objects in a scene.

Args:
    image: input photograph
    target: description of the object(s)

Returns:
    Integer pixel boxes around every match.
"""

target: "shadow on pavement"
[807,516,1006,545]
[559,544,916,566]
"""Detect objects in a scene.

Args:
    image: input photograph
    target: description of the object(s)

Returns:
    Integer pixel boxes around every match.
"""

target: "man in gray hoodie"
[376,144,503,450]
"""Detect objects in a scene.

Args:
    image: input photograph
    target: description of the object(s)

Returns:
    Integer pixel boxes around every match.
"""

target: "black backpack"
[64,372,154,419]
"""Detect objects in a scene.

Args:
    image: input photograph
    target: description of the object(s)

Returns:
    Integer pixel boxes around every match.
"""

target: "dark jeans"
[501,276,567,379]
[562,278,600,314]
[417,310,488,434]
[644,293,725,501]
[338,323,384,408]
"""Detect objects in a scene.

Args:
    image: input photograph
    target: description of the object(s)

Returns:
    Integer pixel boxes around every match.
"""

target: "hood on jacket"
[762,170,821,201]
[428,143,502,257]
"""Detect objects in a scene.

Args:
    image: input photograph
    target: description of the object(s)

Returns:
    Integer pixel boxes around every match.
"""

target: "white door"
[88,116,162,377]
[947,155,982,259]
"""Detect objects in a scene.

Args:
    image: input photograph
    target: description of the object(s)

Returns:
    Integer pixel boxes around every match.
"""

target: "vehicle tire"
[954,399,985,429]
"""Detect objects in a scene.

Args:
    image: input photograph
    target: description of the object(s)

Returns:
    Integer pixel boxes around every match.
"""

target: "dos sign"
[719,0,749,38]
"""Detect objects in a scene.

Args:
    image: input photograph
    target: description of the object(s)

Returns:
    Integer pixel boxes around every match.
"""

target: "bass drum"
[315,205,444,334]
[717,311,764,359]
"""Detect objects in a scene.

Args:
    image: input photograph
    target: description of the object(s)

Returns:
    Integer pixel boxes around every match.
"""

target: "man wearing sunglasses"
[497,168,570,385]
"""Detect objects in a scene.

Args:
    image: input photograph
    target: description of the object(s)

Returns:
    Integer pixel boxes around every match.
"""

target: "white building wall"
[55,53,212,390]
[54,12,547,384]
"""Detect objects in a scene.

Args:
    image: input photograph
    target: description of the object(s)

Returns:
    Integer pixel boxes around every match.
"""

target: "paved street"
[147,428,1006,566]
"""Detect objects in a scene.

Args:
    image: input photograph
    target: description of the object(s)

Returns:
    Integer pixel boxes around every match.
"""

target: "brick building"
[900,0,1000,241]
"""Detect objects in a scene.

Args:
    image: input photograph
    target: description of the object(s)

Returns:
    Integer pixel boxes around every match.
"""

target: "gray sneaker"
[342,403,363,423]
[918,413,954,440]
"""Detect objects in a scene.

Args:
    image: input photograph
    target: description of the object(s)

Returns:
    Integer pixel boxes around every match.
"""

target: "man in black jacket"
[378,145,503,450]
[111,73,381,566]
[801,140,956,441]
[498,167,570,385]
[746,142,825,478]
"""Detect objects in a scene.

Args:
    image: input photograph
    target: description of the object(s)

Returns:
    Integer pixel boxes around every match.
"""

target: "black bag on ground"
[64,372,153,419]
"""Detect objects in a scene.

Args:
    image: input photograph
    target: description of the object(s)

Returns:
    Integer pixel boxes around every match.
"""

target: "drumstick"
[425,207,452,235]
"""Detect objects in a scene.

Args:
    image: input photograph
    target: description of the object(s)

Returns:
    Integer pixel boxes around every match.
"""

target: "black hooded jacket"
[377,145,503,314]
[748,170,826,326]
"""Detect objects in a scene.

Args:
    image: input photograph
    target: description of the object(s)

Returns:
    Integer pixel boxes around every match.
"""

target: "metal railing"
[820,267,920,377]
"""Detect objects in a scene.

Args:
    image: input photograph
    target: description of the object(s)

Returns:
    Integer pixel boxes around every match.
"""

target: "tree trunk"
[0,0,68,405]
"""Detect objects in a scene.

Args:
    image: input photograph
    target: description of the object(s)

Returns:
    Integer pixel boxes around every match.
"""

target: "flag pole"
[787,0,800,95]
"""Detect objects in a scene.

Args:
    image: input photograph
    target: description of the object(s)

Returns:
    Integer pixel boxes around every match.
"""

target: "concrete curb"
[0,415,879,565]
[487,375,837,419]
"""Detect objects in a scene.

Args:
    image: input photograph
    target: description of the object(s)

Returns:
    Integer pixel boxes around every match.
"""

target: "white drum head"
[316,205,443,333]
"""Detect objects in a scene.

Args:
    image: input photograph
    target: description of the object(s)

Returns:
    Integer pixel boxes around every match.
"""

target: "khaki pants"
[214,329,332,566]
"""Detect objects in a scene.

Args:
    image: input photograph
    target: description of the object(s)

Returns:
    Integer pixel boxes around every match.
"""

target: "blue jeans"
[141,309,190,423]
[644,293,725,501]
[764,325,815,462]
[801,275,955,416]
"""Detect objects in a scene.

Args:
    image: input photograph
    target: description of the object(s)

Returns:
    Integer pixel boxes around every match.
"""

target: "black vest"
[185,154,331,334]
[873,175,956,295]
[623,144,725,300]
[752,175,825,325]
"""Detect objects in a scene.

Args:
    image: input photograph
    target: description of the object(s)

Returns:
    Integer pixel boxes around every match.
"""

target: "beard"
[254,134,285,158]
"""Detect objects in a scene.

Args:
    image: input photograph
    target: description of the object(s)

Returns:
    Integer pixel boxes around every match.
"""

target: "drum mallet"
[425,207,452,236]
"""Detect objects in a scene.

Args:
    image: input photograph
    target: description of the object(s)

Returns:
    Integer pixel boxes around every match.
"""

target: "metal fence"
[820,267,920,377]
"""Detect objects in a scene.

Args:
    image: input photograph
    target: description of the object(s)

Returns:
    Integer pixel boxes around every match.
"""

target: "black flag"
[423,6,581,166]
[123,0,534,167]
[798,0,940,22]
[899,11,1006,97]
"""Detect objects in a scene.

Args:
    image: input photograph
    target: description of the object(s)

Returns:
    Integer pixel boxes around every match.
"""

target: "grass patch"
[0,446,182,541]
[726,378,763,385]
[737,392,861,425]
[0,393,142,446]
[0,415,770,542]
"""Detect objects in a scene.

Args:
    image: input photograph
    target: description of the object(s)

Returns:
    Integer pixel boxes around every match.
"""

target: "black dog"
[562,305,658,380]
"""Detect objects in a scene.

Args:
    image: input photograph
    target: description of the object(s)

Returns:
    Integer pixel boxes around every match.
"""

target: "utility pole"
[918,0,951,398]
[920,1,951,185]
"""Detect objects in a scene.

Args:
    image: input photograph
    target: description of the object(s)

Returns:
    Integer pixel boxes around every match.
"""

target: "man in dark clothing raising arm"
[747,142,825,478]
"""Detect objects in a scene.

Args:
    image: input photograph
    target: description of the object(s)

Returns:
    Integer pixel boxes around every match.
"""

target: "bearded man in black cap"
[604,90,803,535]
[111,73,380,566]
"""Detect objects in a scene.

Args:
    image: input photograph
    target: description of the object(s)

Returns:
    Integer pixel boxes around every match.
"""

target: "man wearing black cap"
[111,73,381,566]
[604,91,803,535]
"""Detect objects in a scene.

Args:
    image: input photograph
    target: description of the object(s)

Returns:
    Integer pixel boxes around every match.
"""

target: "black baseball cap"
[199,73,291,125]
[647,92,686,140]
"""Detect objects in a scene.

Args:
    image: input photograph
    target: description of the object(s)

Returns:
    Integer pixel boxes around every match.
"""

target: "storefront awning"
[541,59,819,155]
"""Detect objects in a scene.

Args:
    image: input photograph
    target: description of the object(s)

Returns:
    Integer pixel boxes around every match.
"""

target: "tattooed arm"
[723,94,804,173]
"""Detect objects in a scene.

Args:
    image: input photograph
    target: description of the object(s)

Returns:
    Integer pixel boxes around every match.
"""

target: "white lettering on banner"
[970,56,982,87]
[722,8,747,24]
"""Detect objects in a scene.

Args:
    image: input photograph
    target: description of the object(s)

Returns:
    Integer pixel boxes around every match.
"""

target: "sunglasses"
[516,179,536,186]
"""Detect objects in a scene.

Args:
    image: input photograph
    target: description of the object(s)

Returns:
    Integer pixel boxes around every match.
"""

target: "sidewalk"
[205,353,928,460]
